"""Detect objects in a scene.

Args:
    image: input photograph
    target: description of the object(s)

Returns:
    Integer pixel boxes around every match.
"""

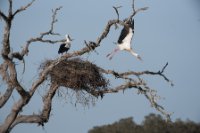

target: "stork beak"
[68,35,74,41]
[65,34,74,41]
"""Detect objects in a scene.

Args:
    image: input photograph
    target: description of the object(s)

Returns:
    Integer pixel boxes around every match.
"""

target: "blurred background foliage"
[89,113,200,133]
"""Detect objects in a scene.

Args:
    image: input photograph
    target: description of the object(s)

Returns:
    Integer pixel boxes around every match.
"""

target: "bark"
[0,0,173,132]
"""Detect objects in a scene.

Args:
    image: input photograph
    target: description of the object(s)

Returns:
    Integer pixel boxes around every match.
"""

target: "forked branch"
[13,0,36,17]
[12,6,63,60]
[0,1,173,133]
[0,3,65,133]
[99,62,173,86]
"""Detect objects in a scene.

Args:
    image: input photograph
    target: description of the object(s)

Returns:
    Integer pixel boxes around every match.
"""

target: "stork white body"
[118,28,133,50]
[106,20,142,61]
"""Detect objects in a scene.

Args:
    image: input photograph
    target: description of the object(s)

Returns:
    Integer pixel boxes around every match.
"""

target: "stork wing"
[131,19,134,32]
[117,26,129,44]
[117,19,134,44]
[58,43,65,54]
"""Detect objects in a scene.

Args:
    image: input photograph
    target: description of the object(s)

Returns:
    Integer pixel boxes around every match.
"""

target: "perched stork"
[58,34,73,54]
[106,19,142,61]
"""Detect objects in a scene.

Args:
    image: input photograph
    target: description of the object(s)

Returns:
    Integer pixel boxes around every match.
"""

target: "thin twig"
[132,0,135,12]
[0,11,7,21]
[98,63,173,86]
[40,6,62,37]
[19,6,63,58]
[113,6,122,20]
[13,0,36,17]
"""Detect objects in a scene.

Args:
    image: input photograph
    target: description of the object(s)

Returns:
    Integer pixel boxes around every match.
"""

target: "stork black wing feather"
[117,26,129,44]
[58,43,69,54]
[58,43,65,54]
[131,19,134,31]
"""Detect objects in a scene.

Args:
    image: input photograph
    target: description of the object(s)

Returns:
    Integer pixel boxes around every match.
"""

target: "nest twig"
[40,58,109,97]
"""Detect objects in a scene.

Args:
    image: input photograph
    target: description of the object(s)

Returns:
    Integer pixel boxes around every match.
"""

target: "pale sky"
[0,0,200,133]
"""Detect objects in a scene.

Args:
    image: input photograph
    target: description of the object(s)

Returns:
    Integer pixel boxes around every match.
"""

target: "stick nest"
[40,58,109,97]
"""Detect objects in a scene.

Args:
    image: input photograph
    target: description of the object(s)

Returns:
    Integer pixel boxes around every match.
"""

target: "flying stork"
[106,19,142,61]
[58,34,73,54]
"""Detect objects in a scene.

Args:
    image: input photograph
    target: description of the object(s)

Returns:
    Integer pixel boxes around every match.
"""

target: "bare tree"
[0,0,173,132]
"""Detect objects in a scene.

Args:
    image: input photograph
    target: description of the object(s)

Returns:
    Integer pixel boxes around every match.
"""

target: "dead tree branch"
[40,6,62,37]
[8,83,59,131]
[0,2,64,132]
[128,0,149,22]
[0,0,172,132]
[11,6,63,60]
[99,62,174,86]
[57,1,148,60]
[0,11,7,22]
[113,6,122,21]
[0,62,14,108]
[13,0,36,17]
[95,63,173,121]
[0,86,14,108]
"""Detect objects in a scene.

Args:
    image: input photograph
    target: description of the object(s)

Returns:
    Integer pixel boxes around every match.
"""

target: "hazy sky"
[0,0,200,133]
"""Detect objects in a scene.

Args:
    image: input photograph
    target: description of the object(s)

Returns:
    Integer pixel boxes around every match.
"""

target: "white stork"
[106,19,142,61]
[58,34,73,54]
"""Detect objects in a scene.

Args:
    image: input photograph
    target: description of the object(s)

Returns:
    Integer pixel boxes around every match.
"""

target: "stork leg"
[106,48,119,60]
[129,49,142,61]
